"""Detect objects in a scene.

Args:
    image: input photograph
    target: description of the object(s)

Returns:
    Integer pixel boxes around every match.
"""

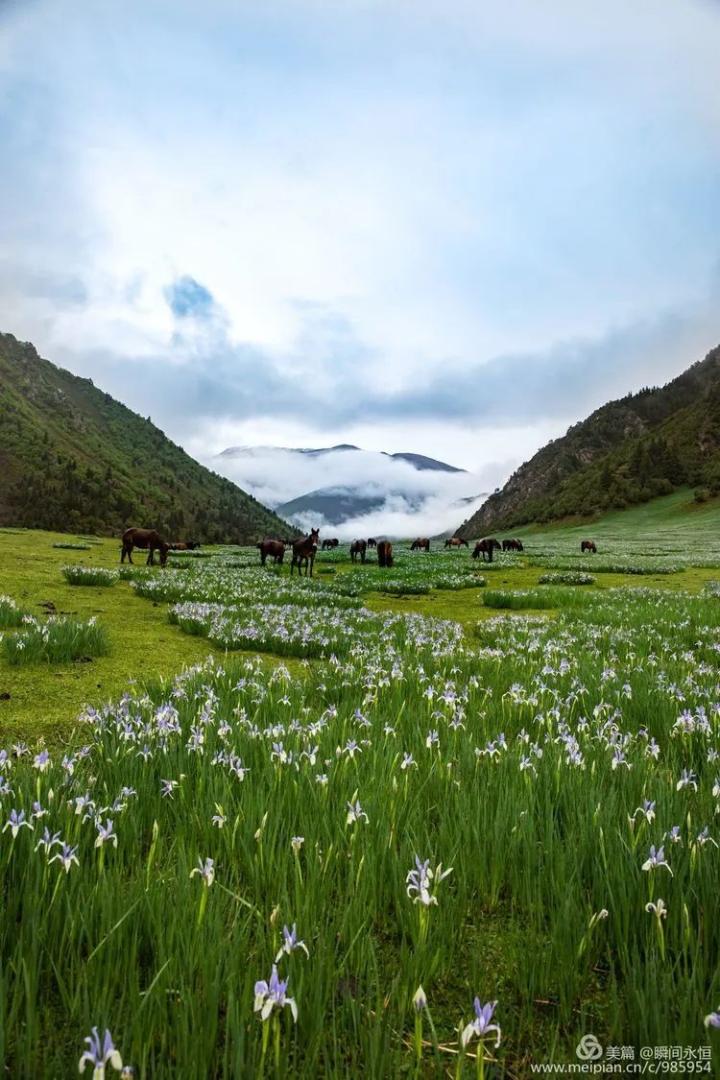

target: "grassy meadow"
[1,492,720,1077]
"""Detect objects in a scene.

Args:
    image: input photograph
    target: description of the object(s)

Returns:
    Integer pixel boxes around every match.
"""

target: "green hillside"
[459,342,720,535]
[0,333,290,542]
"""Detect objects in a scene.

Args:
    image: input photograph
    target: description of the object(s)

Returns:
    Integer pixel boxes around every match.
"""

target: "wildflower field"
[1,493,720,1077]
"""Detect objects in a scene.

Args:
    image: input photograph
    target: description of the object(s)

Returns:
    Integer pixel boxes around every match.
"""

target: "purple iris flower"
[461,998,502,1048]
[704,1007,720,1029]
[253,964,298,1022]
[78,1026,123,1075]
[275,923,309,961]
[3,809,31,838]
[641,845,673,875]
[50,842,80,873]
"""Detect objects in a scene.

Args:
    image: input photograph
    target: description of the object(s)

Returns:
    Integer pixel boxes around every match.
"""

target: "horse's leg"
[147,547,154,566]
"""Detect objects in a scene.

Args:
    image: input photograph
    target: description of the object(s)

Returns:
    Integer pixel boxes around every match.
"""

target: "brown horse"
[367,538,377,548]
[121,527,169,567]
[411,538,430,551]
[291,529,320,577]
[350,539,367,564]
[377,540,394,568]
[502,538,523,552]
[321,538,339,550]
[472,538,502,563]
[581,540,597,554]
[257,539,285,566]
[444,537,468,549]
[170,541,201,551]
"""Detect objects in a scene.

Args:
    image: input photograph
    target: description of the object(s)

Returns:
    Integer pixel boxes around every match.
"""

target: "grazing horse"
[350,539,367,564]
[502,538,523,552]
[411,538,430,552]
[472,538,502,563]
[170,541,201,551]
[291,529,320,577]
[367,538,377,548]
[444,537,468,549]
[257,539,286,566]
[321,538,339,550]
[121,527,169,567]
[377,540,393,568]
[581,540,597,554]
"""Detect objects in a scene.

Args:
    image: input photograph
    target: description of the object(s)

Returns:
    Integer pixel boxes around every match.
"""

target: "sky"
[1,0,719,529]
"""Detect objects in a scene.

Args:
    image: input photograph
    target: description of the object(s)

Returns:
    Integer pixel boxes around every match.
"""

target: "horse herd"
[257,533,392,575]
[119,525,599,575]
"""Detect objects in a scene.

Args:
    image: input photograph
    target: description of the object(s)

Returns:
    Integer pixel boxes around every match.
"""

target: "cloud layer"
[211,444,495,538]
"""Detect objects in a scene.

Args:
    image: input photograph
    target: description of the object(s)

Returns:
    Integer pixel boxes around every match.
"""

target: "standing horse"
[472,538,502,563]
[321,538,339,550]
[350,539,367,564]
[411,538,430,551]
[257,539,286,566]
[444,537,468,549]
[581,540,597,554]
[170,541,201,551]
[121,527,170,567]
[377,540,393,568]
[502,539,523,552]
[367,538,377,548]
[291,529,320,577]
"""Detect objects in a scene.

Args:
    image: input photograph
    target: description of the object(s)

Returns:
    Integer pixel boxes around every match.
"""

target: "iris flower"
[406,856,453,906]
[78,1027,123,1078]
[253,965,298,1022]
[275,924,309,961]
[461,998,501,1049]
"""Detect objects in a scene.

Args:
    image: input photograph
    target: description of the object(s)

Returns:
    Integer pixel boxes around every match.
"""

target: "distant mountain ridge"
[219,444,465,474]
[0,333,290,541]
[458,343,720,536]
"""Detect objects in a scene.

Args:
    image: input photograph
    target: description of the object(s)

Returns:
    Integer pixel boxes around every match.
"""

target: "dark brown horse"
[291,529,320,577]
[367,538,377,548]
[257,539,286,566]
[321,538,339,550]
[472,538,502,563]
[121,527,169,567]
[581,540,597,554]
[170,541,201,551]
[377,540,393,568]
[444,537,468,549]
[411,538,430,551]
[502,538,523,552]
[350,539,367,564]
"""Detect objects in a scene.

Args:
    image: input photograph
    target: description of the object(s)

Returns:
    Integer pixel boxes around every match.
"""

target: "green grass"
[2,521,720,1075]
[0,530,223,742]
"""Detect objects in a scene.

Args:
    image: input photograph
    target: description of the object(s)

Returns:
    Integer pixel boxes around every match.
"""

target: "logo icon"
[576,1034,603,1061]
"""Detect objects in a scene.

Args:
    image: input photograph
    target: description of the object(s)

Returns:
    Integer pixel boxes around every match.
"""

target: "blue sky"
[1,0,719,483]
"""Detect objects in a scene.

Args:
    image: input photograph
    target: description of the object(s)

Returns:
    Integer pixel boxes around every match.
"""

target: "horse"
[444,537,468,548]
[367,538,377,548]
[321,538,339,550]
[411,538,430,551]
[502,538,523,552]
[257,539,285,566]
[291,529,320,577]
[350,539,367,564]
[472,538,502,563]
[121,527,169,567]
[581,540,597,554]
[377,540,394,568]
[170,541,201,551]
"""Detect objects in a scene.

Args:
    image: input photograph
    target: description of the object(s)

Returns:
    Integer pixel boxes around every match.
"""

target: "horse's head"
[310,528,320,543]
